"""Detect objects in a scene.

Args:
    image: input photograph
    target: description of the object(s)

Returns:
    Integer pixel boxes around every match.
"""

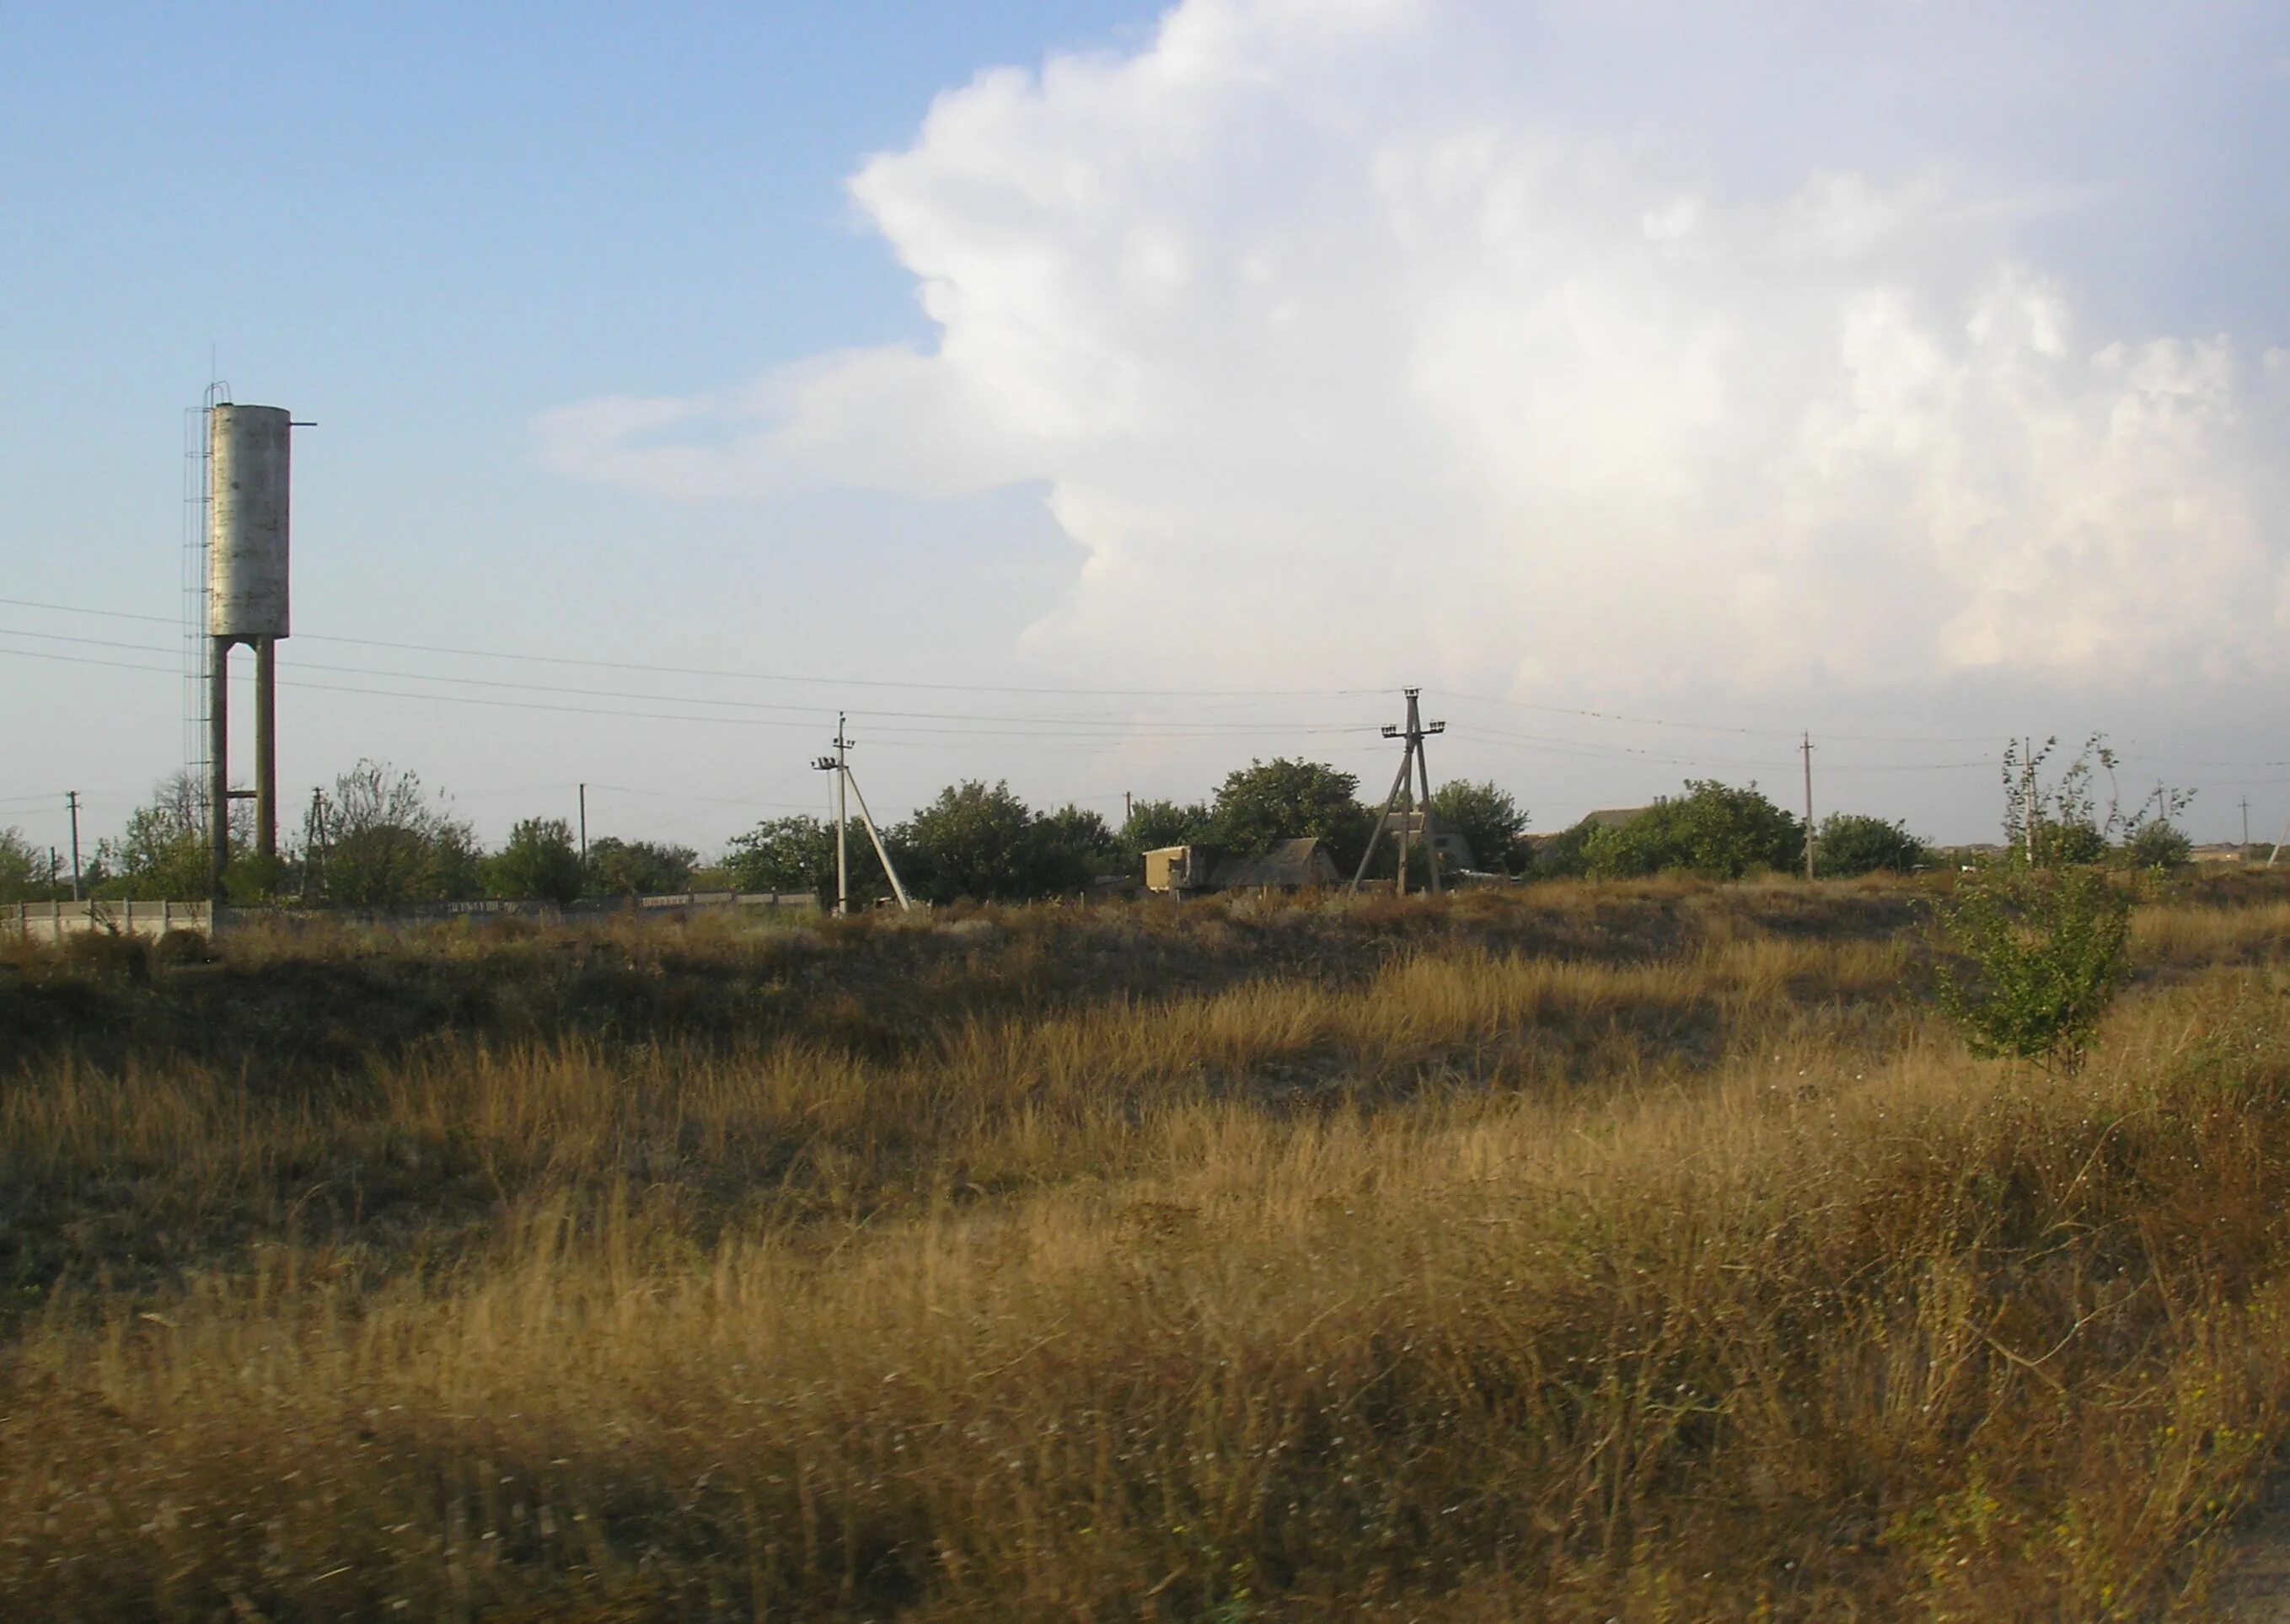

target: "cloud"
[540,0,2289,699]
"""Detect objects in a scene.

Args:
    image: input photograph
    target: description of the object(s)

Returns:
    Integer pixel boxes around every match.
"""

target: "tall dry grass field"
[7,876,2290,1619]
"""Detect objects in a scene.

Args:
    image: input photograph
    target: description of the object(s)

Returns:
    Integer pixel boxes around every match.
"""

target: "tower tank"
[207,404,292,639]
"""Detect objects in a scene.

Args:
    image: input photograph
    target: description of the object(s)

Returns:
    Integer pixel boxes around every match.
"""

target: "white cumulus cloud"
[539,0,2290,701]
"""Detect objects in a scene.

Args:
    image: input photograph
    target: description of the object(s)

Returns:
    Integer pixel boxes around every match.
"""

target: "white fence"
[3,892,820,945]
[3,899,213,944]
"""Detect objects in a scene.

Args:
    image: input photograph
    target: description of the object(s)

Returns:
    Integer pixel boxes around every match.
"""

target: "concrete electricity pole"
[1349,688,1446,896]
[1800,734,1815,881]
[813,715,853,916]
[814,715,911,914]
[66,790,82,901]
[577,783,588,874]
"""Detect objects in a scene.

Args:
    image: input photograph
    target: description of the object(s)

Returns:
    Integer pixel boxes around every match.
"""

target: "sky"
[4,0,2288,861]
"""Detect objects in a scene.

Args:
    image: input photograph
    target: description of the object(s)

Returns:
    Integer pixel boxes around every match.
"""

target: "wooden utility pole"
[1349,688,1446,896]
[1799,735,1815,881]
[2241,797,2251,849]
[66,790,81,901]
[577,782,588,873]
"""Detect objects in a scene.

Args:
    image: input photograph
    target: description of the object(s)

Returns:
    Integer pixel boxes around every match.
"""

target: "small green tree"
[1935,865,2131,1073]
[902,780,1043,903]
[1815,812,1928,877]
[1033,803,1124,893]
[1208,758,1375,871]
[1584,781,1801,880]
[1123,797,1210,854]
[0,826,50,902]
[482,817,586,904]
[725,815,839,902]
[320,761,480,907]
[586,837,698,898]
[1998,735,2189,866]
[92,773,254,901]
[2122,821,2191,871]
[1531,817,1603,879]
[1429,780,1529,873]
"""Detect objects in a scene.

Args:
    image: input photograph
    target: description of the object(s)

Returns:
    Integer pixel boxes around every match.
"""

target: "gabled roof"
[1208,837,1339,888]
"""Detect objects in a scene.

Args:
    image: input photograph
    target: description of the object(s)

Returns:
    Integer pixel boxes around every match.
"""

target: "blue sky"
[5,2,2288,859]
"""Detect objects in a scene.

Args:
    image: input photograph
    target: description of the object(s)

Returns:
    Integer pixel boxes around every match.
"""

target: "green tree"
[1429,780,1529,874]
[902,780,1043,903]
[586,837,698,898]
[1935,865,2131,1073]
[1531,817,1602,880]
[2123,821,2192,871]
[1815,812,1928,878]
[1208,758,1375,870]
[92,773,250,902]
[723,816,895,907]
[1034,803,1124,893]
[319,761,480,907]
[482,817,586,904]
[1999,735,2189,867]
[1123,797,1210,854]
[1584,781,1802,880]
[724,816,833,897]
[0,826,50,902]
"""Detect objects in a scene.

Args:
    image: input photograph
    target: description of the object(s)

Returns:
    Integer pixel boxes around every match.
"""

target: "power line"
[0,594,1375,700]
[0,642,1384,744]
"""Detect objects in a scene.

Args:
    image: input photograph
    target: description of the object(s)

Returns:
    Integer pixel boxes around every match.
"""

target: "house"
[1376,808,1477,872]
[1144,839,1341,894]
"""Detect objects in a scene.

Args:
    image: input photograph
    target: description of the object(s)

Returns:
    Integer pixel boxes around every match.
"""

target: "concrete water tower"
[206,404,293,900]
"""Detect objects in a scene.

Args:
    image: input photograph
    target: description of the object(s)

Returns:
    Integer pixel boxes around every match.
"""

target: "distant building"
[1144,839,1342,894]
[1376,809,1476,872]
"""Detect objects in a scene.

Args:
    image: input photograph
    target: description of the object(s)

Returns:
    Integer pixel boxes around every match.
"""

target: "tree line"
[0,741,2198,909]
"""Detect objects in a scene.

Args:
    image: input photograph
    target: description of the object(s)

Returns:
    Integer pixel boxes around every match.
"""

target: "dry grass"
[6,878,2290,1619]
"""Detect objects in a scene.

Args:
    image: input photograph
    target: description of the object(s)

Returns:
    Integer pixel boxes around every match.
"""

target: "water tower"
[206,404,293,900]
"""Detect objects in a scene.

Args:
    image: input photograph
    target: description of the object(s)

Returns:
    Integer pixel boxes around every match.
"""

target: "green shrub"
[1584,780,1801,880]
[1815,813,1928,878]
[1935,866,2131,1072]
[2123,822,2192,871]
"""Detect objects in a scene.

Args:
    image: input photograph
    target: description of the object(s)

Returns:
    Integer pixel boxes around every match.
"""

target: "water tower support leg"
[208,637,231,902]
[255,637,277,861]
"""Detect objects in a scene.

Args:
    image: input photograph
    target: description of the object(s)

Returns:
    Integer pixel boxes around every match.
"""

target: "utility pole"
[813,715,852,916]
[2023,737,2036,861]
[577,783,588,873]
[66,790,82,901]
[813,716,910,913]
[1349,688,1446,896]
[1800,735,1815,881]
[1124,790,1133,830]
[305,787,325,903]
[2243,797,2252,850]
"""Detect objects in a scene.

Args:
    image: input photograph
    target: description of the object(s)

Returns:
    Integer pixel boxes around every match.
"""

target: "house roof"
[1208,837,1338,888]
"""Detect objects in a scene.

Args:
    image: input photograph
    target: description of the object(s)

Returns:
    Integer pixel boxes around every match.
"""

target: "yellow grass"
[6,879,2290,1618]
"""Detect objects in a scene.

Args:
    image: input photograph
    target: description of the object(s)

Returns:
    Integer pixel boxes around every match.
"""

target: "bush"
[585,837,697,898]
[2123,822,2192,871]
[1208,759,1376,871]
[1935,866,2131,1073]
[481,818,585,906]
[1429,780,1529,873]
[1584,780,1802,880]
[1815,813,1927,878]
